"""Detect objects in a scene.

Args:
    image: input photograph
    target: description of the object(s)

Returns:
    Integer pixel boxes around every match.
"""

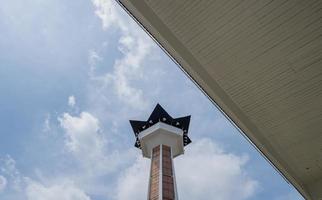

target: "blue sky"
[0,0,303,199]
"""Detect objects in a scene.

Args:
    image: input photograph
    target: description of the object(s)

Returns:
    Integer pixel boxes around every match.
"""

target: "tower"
[130,104,191,200]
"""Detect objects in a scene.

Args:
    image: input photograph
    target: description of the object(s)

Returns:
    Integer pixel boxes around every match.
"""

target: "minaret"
[130,104,191,200]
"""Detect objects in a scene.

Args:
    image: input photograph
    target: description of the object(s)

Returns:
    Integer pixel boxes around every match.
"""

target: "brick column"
[148,145,176,200]
[162,145,175,200]
[149,145,160,200]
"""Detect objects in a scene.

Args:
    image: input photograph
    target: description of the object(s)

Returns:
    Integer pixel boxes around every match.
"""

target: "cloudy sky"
[0,0,303,200]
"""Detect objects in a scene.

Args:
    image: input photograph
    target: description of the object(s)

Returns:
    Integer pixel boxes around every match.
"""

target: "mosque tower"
[130,104,191,200]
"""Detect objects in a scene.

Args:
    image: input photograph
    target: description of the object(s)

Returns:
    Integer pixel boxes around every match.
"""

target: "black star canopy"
[129,104,191,149]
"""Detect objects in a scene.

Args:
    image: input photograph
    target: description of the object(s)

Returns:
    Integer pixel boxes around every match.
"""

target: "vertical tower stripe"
[159,145,163,200]
[149,145,160,200]
[162,145,175,200]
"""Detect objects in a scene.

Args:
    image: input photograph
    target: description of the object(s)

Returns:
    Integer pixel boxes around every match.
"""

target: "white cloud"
[91,0,125,31]
[0,155,24,191]
[116,139,258,200]
[115,156,150,200]
[25,179,91,200]
[58,112,104,159]
[1,155,92,200]
[176,139,258,200]
[90,0,155,110]
[0,175,7,192]
[43,113,51,132]
[57,111,139,197]
[68,96,76,107]
[88,49,102,76]
[58,112,133,178]
[109,35,151,109]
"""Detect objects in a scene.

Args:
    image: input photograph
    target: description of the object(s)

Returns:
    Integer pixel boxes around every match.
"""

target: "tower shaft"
[149,145,177,200]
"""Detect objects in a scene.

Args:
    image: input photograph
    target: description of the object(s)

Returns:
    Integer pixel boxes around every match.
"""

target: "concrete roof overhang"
[117,1,322,199]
